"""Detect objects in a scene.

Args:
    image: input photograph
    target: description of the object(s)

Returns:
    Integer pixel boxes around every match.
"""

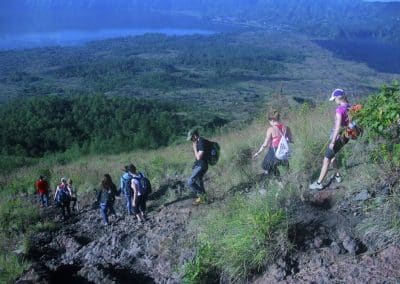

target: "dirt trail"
[17,179,202,284]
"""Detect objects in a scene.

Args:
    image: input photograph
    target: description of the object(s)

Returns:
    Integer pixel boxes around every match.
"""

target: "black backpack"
[133,173,152,196]
[207,140,220,166]
[56,186,70,204]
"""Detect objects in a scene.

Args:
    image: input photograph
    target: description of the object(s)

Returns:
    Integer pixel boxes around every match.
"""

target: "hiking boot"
[192,197,205,205]
[309,181,324,190]
[329,173,342,183]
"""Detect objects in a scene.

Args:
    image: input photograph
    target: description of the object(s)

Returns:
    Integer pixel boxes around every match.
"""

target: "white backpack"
[274,126,291,160]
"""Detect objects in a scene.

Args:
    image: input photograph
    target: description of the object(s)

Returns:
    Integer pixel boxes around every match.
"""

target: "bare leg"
[317,157,331,184]
[330,157,340,176]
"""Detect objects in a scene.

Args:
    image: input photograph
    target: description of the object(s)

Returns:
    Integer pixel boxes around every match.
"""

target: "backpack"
[344,104,363,140]
[207,140,220,166]
[133,173,152,196]
[274,126,291,160]
[56,185,70,204]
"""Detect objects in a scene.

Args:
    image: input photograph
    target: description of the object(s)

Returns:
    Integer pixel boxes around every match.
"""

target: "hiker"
[120,165,134,215]
[129,164,149,222]
[67,178,77,212]
[187,128,209,205]
[97,174,117,226]
[54,177,71,220]
[35,175,50,207]
[309,88,351,190]
[253,110,293,177]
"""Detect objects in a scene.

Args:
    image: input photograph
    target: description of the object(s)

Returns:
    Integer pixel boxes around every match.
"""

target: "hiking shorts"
[262,147,289,175]
[325,135,349,159]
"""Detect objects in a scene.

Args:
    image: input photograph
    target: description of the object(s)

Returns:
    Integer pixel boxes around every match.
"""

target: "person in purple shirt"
[310,89,351,190]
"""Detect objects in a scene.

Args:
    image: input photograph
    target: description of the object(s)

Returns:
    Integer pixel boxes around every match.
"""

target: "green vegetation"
[0,32,305,124]
[0,253,29,284]
[184,192,288,283]
[355,81,400,167]
[0,198,40,284]
[0,27,398,281]
[0,94,194,158]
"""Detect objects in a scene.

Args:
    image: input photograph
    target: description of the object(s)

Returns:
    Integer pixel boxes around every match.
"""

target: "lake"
[0,28,218,50]
[314,39,400,74]
[0,10,239,51]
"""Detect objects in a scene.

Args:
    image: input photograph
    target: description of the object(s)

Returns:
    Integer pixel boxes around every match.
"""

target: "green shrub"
[355,81,400,166]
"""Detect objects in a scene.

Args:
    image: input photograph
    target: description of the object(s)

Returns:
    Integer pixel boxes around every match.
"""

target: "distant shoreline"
[0,28,218,51]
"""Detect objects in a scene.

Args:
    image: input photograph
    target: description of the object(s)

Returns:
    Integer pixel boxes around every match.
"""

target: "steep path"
[17,170,400,283]
[17,179,199,284]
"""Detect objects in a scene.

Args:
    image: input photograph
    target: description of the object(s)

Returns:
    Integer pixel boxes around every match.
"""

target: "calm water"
[0,28,217,51]
[315,39,400,74]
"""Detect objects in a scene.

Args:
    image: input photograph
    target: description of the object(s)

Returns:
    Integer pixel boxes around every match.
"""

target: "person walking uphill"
[309,88,351,190]
[54,177,71,220]
[35,175,50,207]
[97,174,117,226]
[187,129,209,205]
[253,110,293,177]
[120,165,134,215]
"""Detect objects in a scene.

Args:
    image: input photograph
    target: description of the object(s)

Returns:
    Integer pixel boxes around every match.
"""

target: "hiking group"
[35,88,360,224]
[253,88,361,190]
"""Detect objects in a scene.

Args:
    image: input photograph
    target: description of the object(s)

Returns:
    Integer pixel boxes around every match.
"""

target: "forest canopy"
[0,94,195,157]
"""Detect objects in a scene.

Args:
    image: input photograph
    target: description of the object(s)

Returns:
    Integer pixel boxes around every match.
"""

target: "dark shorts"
[262,147,289,176]
[325,135,349,159]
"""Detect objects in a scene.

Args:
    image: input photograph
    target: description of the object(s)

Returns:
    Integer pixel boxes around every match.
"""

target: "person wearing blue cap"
[309,88,351,190]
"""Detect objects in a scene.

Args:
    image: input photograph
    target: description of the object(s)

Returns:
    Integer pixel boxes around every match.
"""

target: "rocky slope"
[17,172,400,283]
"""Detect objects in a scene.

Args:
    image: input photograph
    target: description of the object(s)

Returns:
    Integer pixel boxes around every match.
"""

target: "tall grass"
[183,187,288,283]
[0,197,39,284]
[0,253,29,284]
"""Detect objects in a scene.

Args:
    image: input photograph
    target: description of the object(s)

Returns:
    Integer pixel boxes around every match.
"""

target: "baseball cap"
[329,88,345,101]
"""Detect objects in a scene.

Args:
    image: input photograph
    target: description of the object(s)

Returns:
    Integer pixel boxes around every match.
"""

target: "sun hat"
[329,88,345,101]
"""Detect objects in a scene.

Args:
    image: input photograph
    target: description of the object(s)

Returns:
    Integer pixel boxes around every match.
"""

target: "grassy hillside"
[1,83,399,283]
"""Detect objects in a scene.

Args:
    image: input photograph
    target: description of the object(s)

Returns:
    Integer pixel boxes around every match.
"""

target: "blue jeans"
[124,194,133,215]
[100,202,115,225]
[39,193,49,207]
[188,165,207,196]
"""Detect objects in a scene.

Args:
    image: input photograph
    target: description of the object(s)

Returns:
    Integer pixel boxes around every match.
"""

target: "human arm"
[193,140,205,160]
[330,113,342,149]
[131,179,138,203]
[253,128,273,158]
[54,187,59,200]
[97,189,102,203]
[67,186,73,196]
